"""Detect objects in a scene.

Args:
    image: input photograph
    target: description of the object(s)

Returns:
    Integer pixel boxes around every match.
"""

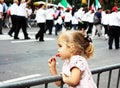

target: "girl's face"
[57,41,72,60]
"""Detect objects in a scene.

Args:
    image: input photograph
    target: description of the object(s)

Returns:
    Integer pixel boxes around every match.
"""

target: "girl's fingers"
[48,57,56,64]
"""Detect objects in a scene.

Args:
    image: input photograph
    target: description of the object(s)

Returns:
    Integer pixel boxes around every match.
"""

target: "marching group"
[0,0,120,49]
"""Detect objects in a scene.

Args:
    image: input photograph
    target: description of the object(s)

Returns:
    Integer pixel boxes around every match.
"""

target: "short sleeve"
[69,56,87,72]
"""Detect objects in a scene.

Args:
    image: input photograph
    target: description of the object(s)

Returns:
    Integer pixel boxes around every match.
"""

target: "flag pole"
[88,0,90,9]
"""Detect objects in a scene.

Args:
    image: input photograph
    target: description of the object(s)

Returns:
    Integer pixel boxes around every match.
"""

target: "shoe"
[14,37,20,39]
[35,34,39,40]
[0,33,3,35]
[8,33,12,37]
[25,37,30,40]
[116,47,119,49]
[109,47,112,50]
[39,39,44,42]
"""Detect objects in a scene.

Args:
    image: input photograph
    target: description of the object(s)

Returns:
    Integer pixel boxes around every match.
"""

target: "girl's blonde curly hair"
[57,30,94,59]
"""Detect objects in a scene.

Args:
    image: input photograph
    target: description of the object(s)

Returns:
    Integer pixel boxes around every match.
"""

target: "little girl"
[48,30,97,88]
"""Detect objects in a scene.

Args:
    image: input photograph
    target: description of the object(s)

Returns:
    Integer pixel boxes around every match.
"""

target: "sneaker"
[25,37,30,40]
[14,37,20,39]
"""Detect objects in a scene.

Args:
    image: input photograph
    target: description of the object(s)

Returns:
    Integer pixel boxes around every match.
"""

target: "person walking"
[14,0,31,39]
[8,0,19,37]
[45,5,54,35]
[108,7,119,49]
[48,30,97,88]
[53,7,63,36]
[35,3,46,42]
[0,0,3,34]
[64,7,72,30]
[71,7,78,30]
[93,8,103,37]
[87,9,95,35]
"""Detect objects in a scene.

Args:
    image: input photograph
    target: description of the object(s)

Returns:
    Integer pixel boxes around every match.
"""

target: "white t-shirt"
[0,4,3,18]
[9,3,18,15]
[17,3,27,17]
[35,8,46,23]
[45,8,54,20]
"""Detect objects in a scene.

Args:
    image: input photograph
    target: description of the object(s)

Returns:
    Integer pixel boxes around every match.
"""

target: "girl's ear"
[69,43,75,53]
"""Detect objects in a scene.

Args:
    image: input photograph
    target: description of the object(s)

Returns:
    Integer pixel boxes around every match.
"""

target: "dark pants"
[64,21,71,30]
[14,16,28,38]
[8,15,17,35]
[36,23,45,41]
[55,23,62,35]
[45,20,54,34]
[0,18,3,34]
[108,26,119,49]
[103,24,109,34]
[87,22,93,34]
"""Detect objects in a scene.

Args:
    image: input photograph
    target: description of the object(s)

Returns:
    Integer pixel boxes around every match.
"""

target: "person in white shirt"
[108,7,119,49]
[81,7,89,35]
[35,3,46,41]
[8,0,19,37]
[71,7,78,30]
[26,5,32,28]
[0,0,3,34]
[45,5,55,35]
[102,9,110,39]
[64,7,72,30]
[53,6,63,35]
[14,0,31,39]
[87,9,95,35]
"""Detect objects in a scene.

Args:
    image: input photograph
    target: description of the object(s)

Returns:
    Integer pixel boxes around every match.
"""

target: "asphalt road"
[0,27,119,88]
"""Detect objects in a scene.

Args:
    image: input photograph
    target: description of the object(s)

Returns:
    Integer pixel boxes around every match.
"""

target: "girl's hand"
[48,57,57,75]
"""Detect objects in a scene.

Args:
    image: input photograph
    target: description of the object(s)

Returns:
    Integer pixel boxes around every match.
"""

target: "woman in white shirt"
[87,9,95,35]
[35,3,46,41]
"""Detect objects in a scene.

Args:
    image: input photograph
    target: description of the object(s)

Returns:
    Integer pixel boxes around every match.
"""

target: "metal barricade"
[0,64,119,88]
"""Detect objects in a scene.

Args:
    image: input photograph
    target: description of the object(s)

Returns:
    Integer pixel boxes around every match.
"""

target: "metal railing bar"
[91,64,120,74]
[107,70,112,88]
[116,69,120,88]
[0,75,62,88]
[45,83,48,88]
[96,73,101,88]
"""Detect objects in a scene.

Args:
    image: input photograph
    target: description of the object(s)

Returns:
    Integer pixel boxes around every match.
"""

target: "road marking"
[0,74,42,84]
[0,33,55,43]
[11,37,55,43]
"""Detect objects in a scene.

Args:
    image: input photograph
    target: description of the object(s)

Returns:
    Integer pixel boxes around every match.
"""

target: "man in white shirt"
[8,0,19,37]
[14,0,31,39]
[45,5,54,35]
[0,0,3,34]
[108,7,119,49]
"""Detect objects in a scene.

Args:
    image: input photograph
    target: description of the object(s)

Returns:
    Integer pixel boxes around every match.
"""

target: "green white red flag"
[58,0,72,10]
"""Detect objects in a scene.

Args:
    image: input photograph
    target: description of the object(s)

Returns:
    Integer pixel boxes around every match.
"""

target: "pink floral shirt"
[62,55,97,88]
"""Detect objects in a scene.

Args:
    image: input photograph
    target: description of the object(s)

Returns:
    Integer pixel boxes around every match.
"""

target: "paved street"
[0,27,120,88]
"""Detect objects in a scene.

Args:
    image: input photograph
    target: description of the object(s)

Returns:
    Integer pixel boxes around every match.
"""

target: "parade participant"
[108,7,119,49]
[8,0,19,37]
[35,3,46,41]
[48,30,97,88]
[64,7,72,30]
[45,5,55,35]
[93,8,103,37]
[0,0,3,34]
[14,0,31,39]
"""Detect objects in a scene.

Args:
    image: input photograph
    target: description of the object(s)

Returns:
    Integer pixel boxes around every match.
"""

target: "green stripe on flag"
[95,0,99,6]
[60,0,68,8]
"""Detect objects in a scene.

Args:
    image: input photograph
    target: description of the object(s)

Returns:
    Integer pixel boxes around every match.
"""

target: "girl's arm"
[62,67,81,87]
[48,57,62,86]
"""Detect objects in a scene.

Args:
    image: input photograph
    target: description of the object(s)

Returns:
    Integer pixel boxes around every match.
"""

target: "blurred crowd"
[0,0,119,49]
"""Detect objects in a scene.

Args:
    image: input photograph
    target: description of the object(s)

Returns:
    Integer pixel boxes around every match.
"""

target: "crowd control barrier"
[0,64,119,88]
